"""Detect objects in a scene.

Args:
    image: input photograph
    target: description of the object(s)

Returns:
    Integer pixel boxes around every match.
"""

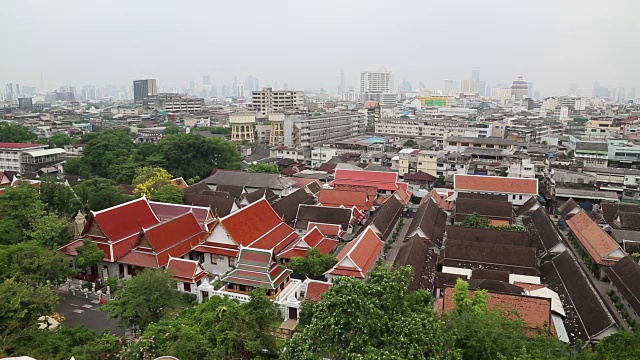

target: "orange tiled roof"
[325,226,383,279]
[454,174,538,195]
[566,209,623,266]
[318,189,372,211]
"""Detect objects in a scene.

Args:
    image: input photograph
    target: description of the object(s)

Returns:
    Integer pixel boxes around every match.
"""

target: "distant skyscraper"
[203,75,211,86]
[338,70,346,94]
[443,79,457,95]
[133,79,157,103]
[471,67,480,82]
[237,84,245,98]
[568,83,578,95]
[628,88,636,102]
[618,87,626,102]
[232,77,238,96]
[221,85,231,97]
[527,82,534,98]
[510,76,528,100]
[460,79,477,93]
[534,91,541,100]
[211,85,218,97]
[477,81,486,96]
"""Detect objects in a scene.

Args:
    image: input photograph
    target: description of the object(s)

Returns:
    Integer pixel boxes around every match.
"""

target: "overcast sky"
[1,0,638,96]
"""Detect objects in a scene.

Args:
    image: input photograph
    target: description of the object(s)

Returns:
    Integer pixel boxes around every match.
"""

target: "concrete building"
[360,68,396,107]
[291,112,367,148]
[510,76,529,100]
[268,113,286,146]
[229,112,256,142]
[251,87,304,116]
[460,79,477,94]
[133,79,158,103]
[0,142,66,173]
[375,118,478,146]
[143,93,203,113]
[398,149,439,177]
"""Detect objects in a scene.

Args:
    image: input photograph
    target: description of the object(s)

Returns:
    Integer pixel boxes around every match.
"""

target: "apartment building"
[398,149,439,177]
[143,93,204,113]
[291,112,367,148]
[251,87,304,116]
[445,136,516,153]
[0,142,66,173]
[375,118,478,145]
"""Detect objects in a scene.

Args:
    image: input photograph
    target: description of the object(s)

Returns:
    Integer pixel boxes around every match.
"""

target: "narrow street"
[385,217,413,265]
[55,291,126,336]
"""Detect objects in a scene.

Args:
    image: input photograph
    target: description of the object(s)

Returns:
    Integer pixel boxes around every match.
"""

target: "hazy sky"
[2,0,639,96]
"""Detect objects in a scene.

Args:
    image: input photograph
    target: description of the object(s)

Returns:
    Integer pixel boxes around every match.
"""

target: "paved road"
[55,291,125,335]
[385,218,412,265]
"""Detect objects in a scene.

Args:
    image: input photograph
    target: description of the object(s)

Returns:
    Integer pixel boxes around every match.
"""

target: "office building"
[142,93,203,113]
[18,97,33,111]
[133,79,158,103]
[251,87,304,116]
[460,79,477,93]
[444,79,457,95]
[510,76,529,100]
[237,84,245,98]
[360,68,393,93]
[338,70,346,94]
[0,143,66,173]
[471,67,480,82]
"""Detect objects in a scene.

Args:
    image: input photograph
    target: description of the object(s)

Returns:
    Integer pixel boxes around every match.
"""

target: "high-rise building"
[251,87,304,116]
[471,67,480,82]
[133,79,157,103]
[510,76,529,100]
[211,85,218,97]
[628,88,636,103]
[460,79,477,93]
[338,70,346,94]
[236,84,245,98]
[444,79,457,95]
[568,83,578,96]
[360,68,393,93]
[527,82,534,98]
[232,77,238,96]
[477,81,486,96]
[221,85,231,97]
[203,75,211,86]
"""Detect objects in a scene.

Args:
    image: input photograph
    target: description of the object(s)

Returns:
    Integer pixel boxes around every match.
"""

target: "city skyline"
[1,0,638,96]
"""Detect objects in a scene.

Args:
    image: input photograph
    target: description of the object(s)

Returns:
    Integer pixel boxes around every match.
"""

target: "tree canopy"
[48,133,72,148]
[403,139,418,147]
[0,122,37,143]
[73,177,131,212]
[75,239,105,270]
[249,163,280,174]
[132,166,173,197]
[288,248,336,279]
[39,175,81,217]
[150,184,184,204]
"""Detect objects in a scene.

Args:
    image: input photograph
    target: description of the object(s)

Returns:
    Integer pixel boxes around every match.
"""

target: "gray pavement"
[55,291,125,335]
[385,217,412,265]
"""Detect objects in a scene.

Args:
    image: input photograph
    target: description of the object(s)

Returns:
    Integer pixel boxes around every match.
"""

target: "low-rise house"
[324,226,384,282]
[453,174,538,206]
[365,192,404,240]
[272,187,317,225]
[330,169,409,196]
[405,195,448,248]
[277,227,339,263]
[166,257,210,294]
[522,208,566,257]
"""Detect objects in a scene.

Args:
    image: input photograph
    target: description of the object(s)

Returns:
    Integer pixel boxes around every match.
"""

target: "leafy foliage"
[39,175,81,217]
[73,177,131,212]
[75,239,106,269]
[150,184,184,204]
[101,268,183,333]
[403,139,418,147]
[459,212,526,232]
[288,248,336,279]
[48,133,72,148]
[249,163,279,173]
[0,278,59,352]
[0,122,37,142]
[81,129,135,179]
[0,181,45,235]
[283,265,457,360]
[132,166,172,197]
[0,241,74,284]
[27,213,73,248]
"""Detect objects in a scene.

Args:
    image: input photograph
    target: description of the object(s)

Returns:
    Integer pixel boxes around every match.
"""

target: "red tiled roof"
[58,239,85,256]
[142,212,205,253]
[119,251,159,268]
[249,222,298,254]
[454,174,538,195]
[166,257,202,280]
[430,189,452,210]
[307,222,344,237]
[318,189,371,211]
[292,178,322,189]
[566,209,623,266]
[149,201,216,230]
[277,227,338,259]
[404,172,437,182]
[221,198,287,247]
[91,197,159,241]
[192,243,239,257]
[331,169,400,192]
[0,142,46,149]
[326,226,383,279]
[334,184,378,200]
[442,287,555,337]
[223,248,292,290]
[305,281,333,301]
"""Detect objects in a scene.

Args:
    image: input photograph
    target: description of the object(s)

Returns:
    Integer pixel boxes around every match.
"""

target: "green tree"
[81,130,134,178]
[0,122,37,143]
[163,123,182,135]
[73,177,131,212]
[209,127,231,134]
[0,278,59,353]
[63,156,92,178]
[27,213,73,248]
[460,212,493,228]
[75,239,106,270]
[249,163,279,173]
[579,331,640,360]
[39,175,81,217]
[403,139,418,147]
[101,268,182,333]
[283,265,457,360]
[0,218,20,246]
[132,166,173,197]
[150,184,184,204]
[0,181,45,235]
[159,134,242,180]
[288,248,336,279]
[0,242,74,284]
[48,133,72,148]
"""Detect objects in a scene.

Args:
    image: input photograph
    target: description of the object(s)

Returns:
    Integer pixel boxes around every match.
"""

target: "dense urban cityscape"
[1,1,640,360]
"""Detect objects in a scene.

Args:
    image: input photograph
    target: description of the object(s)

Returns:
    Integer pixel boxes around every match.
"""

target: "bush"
[607,290,615,297]
[105,277,119,291]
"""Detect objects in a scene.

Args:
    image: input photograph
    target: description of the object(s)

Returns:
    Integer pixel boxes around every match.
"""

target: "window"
[210,254,218,265]
[519,195,523,200]
[229,257,237,267]
[184,282,191,292]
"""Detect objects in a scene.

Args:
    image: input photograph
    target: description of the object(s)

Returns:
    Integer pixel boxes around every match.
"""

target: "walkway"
[385,217,413,265]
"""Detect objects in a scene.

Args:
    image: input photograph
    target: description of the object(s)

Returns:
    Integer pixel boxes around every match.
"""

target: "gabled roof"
[454,174,538,195]
[325,226,384,279]
[540,251,618,344]
[442,240,537,276]
[318,189,371,211]
[204,169,295,190]
[170,177,188,189]
[222,247,292,290]
[183,181,211,195]
[405,196,447,247]
[566,209,624,266]
[365,194,403,240]
[295,204,353,231]
[331,169,400,192]
[306,222,344,238]
[220,198,295,251]
[430,189,452,210]
[88,197,159,242]
[403,171,437,183]
[515,197,539,216]
[603,256,640,316]
[454,197,513,223]
[149,201,216,230]
[216,184,245,198]
[184,193,237,218]
[272,187,317,224]
[277,227,339,260]
[523,208,563,255]
[242,187,278,204]
[394,235,437,292]
[447,226,530,247]
[558,199,579,218]
[334,184,378,200]
[304,280,333,301]
[166,257,207,282]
